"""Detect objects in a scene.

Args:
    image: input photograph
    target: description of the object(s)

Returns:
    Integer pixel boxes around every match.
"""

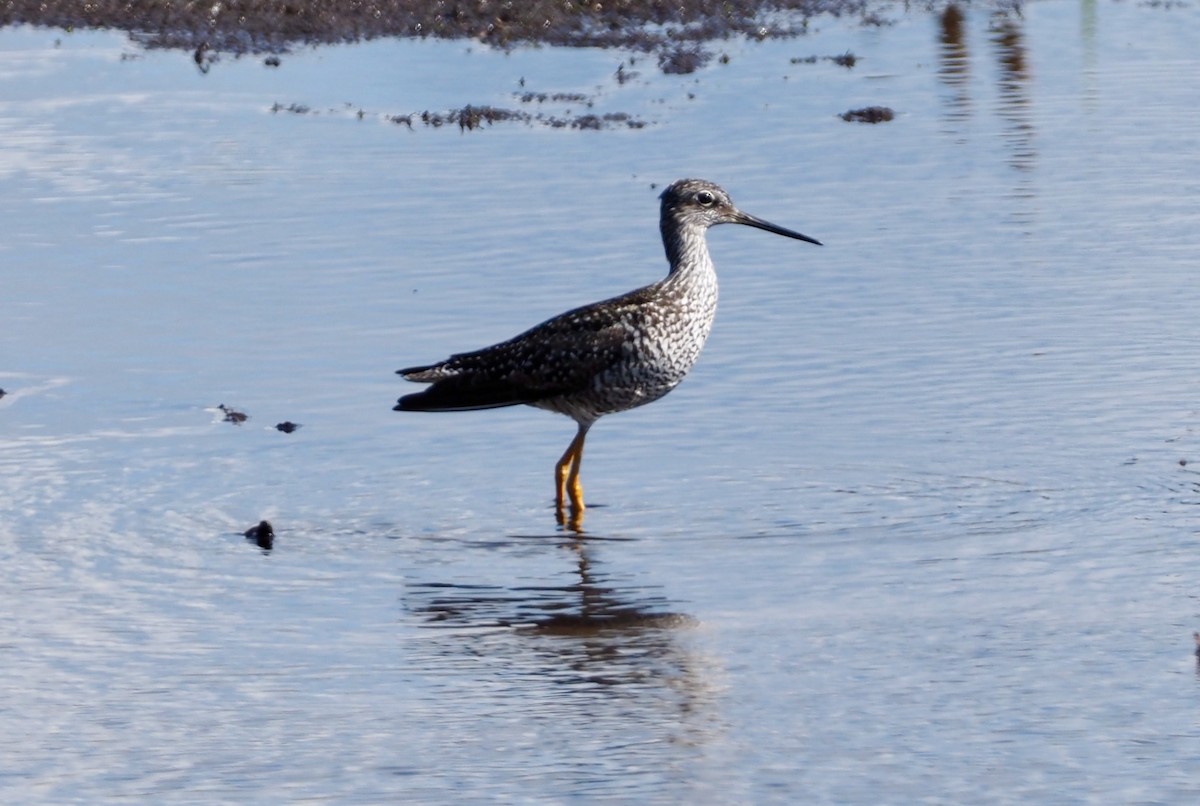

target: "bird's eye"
[696,190,716,206]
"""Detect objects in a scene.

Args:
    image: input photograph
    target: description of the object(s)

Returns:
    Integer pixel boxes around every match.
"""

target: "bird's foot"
[555,501,585,533]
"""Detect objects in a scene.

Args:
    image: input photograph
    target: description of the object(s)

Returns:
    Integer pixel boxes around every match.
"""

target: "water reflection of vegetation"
[938,4,971,127]
[936,3,1037,223]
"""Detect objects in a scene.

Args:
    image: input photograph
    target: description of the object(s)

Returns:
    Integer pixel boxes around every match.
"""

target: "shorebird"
[394,178,820,526]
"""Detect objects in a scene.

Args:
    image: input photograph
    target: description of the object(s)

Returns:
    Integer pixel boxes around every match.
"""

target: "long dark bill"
[733,210,822,246]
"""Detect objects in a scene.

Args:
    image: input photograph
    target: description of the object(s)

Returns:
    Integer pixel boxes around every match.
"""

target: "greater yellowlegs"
[395,179,820,525]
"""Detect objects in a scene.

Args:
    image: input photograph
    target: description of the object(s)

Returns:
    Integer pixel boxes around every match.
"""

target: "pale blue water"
[3,2,1200,802]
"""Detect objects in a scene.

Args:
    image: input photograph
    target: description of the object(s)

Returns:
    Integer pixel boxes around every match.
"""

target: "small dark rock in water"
[0,388,5,399]
[275,421,300,433]
[218,403,248,424]
[244,520,274,550]
[841,106,894,123]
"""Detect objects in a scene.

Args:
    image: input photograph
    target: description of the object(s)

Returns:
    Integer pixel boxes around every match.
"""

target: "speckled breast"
[536,275,718,423]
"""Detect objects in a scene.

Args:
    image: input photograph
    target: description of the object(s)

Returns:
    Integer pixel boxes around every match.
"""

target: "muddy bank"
[0,0,881,72]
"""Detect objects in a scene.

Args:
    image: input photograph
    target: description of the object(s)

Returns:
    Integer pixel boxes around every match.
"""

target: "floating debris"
[192,41,216,73]
[244,520,274,551]
[217,403,248,424]
[444,104,525,131]
[791,51,858,68]
[271,102,312,115]
[659,46,710,75]
[287,102,647,131]
[516,91,591,105]
[840,106,894,123]
[564,112,646,131]
[275,421,300,433]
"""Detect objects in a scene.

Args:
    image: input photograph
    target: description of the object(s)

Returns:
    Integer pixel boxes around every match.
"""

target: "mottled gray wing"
[396,296,641,411]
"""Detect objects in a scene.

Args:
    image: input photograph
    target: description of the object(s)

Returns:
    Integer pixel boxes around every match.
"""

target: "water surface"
[3,2,1200,801]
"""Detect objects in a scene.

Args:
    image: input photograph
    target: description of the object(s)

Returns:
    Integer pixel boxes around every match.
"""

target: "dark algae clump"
[840,106,894,123]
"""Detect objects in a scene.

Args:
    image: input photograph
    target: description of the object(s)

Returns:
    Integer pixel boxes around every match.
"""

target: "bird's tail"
[396,363,452,383]
[394,368,534,412]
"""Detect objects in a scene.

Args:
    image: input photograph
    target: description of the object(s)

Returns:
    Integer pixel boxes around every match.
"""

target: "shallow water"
[4,2,1200,801]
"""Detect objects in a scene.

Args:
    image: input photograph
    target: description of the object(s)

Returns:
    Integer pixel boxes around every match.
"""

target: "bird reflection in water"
[412,536,693,635]
[406,535,715,739]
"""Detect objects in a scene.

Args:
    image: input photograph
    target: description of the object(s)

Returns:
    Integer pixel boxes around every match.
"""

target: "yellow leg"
[554,423,590,517]
[566,435,586,510]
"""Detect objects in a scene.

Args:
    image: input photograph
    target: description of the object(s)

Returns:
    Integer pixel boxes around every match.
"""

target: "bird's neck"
[659,224,718,330]
[662,223,714,283]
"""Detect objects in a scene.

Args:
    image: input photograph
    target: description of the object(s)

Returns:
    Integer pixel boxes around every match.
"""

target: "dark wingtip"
[394,392,429,411]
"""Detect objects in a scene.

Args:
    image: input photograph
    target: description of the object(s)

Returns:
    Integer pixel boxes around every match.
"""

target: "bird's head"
[659,178,821,245]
